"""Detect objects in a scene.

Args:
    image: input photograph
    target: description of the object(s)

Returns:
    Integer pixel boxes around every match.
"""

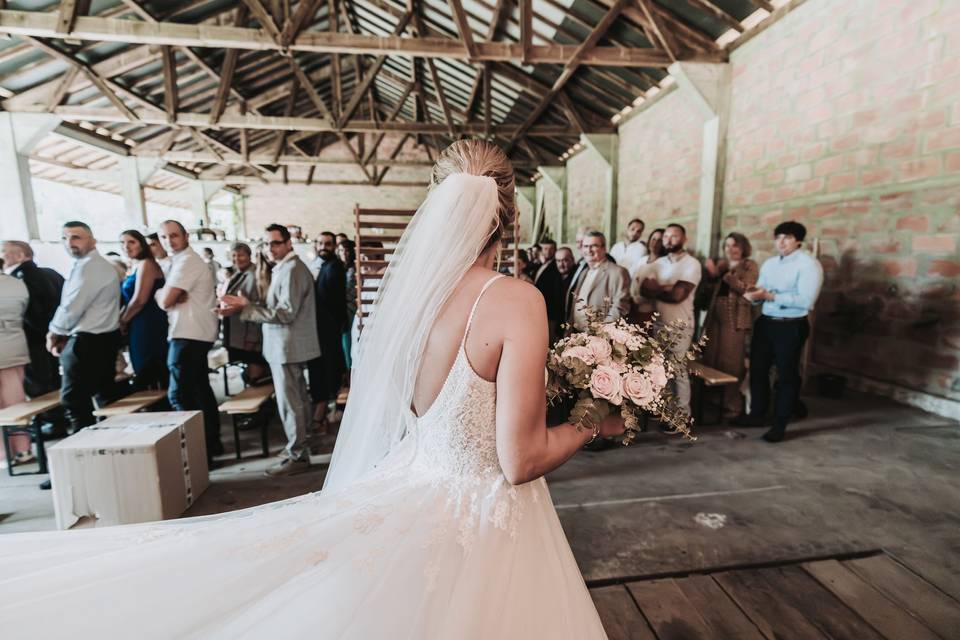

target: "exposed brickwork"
[566,147,609,239]
[616,88,705,242]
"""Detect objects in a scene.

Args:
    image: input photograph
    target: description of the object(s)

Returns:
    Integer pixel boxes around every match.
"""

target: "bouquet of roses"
[546,304,702,445]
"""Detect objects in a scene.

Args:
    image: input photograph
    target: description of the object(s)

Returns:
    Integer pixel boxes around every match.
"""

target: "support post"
[669,61,731,257]
[516,185,535,243]
[579,133,618,243]
[189,180,223,227]
[119,157,164,227]
[0,113,61,240]
[537,166,567,244]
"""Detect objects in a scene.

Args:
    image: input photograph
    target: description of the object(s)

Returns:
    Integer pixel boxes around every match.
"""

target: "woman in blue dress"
[119,229,169,390]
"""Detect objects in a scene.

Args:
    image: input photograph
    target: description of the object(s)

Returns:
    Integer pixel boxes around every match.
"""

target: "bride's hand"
[597,412,626,438]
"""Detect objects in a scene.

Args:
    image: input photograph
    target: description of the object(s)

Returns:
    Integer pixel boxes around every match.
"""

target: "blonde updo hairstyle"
[430,139,516,253]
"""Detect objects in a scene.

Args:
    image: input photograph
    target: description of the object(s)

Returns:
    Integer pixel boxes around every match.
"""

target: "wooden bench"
[0,390,61,476]
[207,347,234,397]
[218,384,275,460]
[93,390,168,418]
[689,361,739,426]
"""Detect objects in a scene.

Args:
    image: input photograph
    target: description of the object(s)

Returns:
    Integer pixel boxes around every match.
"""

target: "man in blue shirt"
[47,221,122,436]
[734,221,823,442]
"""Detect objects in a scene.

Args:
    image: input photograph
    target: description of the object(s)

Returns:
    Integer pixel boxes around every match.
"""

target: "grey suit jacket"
[223,267,263,352]
[240,254,321,365]
[569,260,631,326]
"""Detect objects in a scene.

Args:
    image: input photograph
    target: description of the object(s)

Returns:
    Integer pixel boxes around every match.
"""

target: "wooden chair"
[689,361,739,426]
[93,390,168,419]
[218,384,276,460]
[0,390,61,476]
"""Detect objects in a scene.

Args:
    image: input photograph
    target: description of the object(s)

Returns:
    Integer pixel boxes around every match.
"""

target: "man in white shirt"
[640,223,701,416]
[46,221,122,436]
[156,220,223,464]
[609,218,649,278]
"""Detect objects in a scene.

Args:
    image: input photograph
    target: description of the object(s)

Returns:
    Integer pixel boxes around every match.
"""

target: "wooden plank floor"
[590,552,960,640]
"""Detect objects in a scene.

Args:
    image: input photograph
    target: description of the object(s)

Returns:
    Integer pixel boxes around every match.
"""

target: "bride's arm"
[495,285,598,485]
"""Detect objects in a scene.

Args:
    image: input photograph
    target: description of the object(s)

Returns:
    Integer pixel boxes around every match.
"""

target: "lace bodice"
[409,344,500,479]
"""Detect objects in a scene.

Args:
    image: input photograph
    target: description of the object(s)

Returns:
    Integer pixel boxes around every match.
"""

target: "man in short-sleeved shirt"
[156,220,222,463]
[640,224,701,415]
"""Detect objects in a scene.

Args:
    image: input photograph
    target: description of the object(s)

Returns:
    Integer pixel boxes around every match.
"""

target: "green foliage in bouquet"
[546,301,705,445]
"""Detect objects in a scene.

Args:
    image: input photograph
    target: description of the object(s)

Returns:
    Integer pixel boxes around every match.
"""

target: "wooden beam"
[519,0,532,65]
[46,64,80,112]
[446,0,477,60]
[0,11,725,65]
[747,0,775,11]
[684,0,744,33]
[424,58,455,137]
[188,126,223,161]
[270,78,298,163]
[374,133,410,185]
[557,90,585,134]
[160,45,178,123]
[362,80,415,164]
[482,61,491,139]
[280,0,320,47]
[636,0,676,62]
[463,0,506,120]
[241,0,283,43]
[329,0,341,119]
[210,5,249,124]
[338,11,411,127]
[56,0,89,35]
[52,107,616,135]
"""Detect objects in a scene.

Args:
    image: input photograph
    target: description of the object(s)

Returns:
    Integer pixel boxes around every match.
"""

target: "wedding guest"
[702,232,759,419]
[629,228,665,323]
[156,220,223,464]
[335,232,349,247]
[569,232,630,331]
[202,247,221,284]
[534,239,564,344]
[555,247,576,321]
[337,239,358,370]
[221,242,268,384]
[218,224,321,476]
[735,221,823,442]
[610,218,648,278]
[525,244,542,279]
[47,222,122,435]
[119,230,169,391]
[146,232,172,277]
[308,231,346,430]
[0,272,32,465]
[1,241,63,401]
[640,223,701,416]
[566,226,595,312]
[515,249,535,284]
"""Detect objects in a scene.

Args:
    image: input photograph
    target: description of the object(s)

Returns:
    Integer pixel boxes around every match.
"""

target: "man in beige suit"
[569,231,631,331]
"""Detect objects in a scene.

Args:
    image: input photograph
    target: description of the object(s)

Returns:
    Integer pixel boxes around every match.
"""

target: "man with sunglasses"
[219,224,320,477]
[156,220,223,466]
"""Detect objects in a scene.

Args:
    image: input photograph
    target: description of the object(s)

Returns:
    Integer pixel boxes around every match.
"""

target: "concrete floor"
[2,390,958,603]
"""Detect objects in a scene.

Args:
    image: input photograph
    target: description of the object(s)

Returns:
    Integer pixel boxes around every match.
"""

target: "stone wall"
[566,146,609,239]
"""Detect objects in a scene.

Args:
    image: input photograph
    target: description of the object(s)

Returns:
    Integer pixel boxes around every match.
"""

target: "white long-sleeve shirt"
[48,250,120,336]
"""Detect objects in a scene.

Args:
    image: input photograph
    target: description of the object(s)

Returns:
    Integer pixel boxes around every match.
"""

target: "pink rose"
[622,372,654,407]
[562,345,595,365]
[585,336,613,363]
[602,325,632,345]
[589,365,623,405]
[645,363,668,388]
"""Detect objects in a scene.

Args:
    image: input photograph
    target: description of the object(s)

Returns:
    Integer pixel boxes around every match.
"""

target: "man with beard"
[609,218,648,278]
[640,223,701,416]
[308,231,346,430]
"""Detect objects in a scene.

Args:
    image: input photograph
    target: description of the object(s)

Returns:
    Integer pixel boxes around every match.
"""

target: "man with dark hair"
[308,230,346,429]
[201,247,221,284]
[555,246,576,322]
[156,219,223,464]
[736,220,823,442]
[534,239,564,343]
[146,232,171,277]
[640,223,701,416]
[219,224,321,476]
[2,241,64,403]
[610,218,648,278]
[47,222,121,438]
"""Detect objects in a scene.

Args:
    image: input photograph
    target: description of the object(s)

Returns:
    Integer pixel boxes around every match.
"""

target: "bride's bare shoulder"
[487,276,545,317]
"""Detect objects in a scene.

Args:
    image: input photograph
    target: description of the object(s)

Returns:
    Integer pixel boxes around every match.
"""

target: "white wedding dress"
[0,276,607,639]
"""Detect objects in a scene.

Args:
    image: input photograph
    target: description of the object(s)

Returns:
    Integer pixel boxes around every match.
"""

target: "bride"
[0,140,622,639]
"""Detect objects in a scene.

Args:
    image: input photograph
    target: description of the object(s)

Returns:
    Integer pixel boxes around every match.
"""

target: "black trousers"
[60,331,121,432]
[167,338,222,458]
[749,316,809,433]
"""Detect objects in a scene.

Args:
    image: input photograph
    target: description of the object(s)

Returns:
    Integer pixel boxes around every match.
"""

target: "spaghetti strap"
[460,274,507,349]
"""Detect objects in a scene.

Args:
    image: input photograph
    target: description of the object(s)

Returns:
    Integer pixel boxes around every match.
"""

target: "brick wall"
[617,86,706,243]
[722,0,960,401]
[566,146,609,238]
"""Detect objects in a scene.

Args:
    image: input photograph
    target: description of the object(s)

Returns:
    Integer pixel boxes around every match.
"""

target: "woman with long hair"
[119,229,168,390]
[0,140,619,639]
[629,227,665,323]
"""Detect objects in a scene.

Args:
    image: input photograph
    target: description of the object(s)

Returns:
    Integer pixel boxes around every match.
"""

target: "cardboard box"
[48,411,210,529]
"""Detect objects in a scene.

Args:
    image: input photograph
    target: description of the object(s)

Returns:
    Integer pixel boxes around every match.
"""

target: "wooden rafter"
[338,11,411,127]
[684,0,744,33]
[56,0,89,35]
[446,0,477,61]
[373,132,410,185]
[0,11,725,66]
[280,0,321,47]
[519,0,532,65]
[241,0,283,44]
[362,80,415,164]
[46,64,80,112]
[209,5,250,124]
[463,0,506,121]
[636,0,676,62]
[160,45,178,123]
[557,90,585,134]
